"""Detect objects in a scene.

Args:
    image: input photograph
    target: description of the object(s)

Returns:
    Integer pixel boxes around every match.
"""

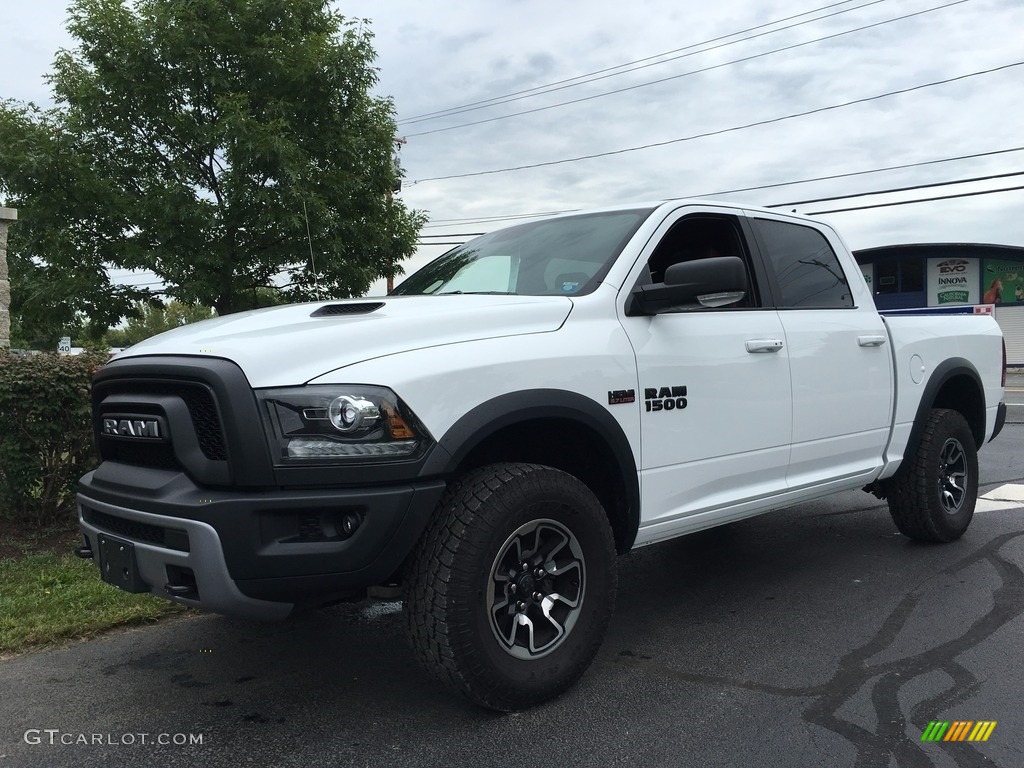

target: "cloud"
[5,0,1024,292]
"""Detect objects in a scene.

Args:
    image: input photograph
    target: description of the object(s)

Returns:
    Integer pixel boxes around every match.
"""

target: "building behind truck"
[854,243,1024,364]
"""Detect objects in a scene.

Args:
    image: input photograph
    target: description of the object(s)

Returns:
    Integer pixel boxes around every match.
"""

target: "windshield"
[392,208,655,296]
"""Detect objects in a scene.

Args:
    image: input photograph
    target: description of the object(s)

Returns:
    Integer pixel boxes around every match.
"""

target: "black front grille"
[97,380,228,463]
[83,506,190,552]
[92,357,275,487]
[176,385,228,461]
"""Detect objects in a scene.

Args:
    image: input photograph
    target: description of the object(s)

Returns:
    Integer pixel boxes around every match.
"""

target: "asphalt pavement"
[2,429,1023,768]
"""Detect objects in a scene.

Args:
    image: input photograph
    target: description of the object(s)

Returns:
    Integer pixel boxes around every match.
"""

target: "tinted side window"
[753,219,854,308]
[643,214,760,308]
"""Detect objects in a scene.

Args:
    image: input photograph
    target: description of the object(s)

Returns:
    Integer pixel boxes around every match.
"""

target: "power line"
[112,183,1024,289]
[807,184,1024,214]
[412,60,1024,183]
[419,166,1024,240]
[404,0,969,137]
[418,146,1024,229]
[399,0,891,125]
[767,170,1024,208]
[419,183,1024,248]
[415,145,1024,228]
[422,184,1024,247]
[418,184,1024,250]
[695,146,1024,198]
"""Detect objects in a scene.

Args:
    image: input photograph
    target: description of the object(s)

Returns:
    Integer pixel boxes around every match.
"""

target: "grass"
[0,519,184,656]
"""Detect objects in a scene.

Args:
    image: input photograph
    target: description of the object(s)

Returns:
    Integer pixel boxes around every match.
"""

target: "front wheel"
[887,408,978,542]
[404,463,617,710]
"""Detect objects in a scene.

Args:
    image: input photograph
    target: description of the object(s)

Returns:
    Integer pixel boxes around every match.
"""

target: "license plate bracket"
[98,535,148,593]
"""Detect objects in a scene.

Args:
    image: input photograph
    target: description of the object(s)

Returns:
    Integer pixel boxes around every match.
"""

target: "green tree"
[104,300,216,348]
[0,105,149,346]
[0,0,423,323]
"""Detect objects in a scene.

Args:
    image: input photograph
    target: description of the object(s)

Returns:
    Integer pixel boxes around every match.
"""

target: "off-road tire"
[404,463,617,711]
[887,408,978,542]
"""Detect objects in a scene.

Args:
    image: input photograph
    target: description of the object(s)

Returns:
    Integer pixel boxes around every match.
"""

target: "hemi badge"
[608,389,636,405]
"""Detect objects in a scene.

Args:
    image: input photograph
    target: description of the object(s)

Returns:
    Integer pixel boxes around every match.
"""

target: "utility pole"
[0,207,17,349]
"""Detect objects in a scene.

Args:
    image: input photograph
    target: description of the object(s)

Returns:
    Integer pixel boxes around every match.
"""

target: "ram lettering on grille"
[102,418,161,439]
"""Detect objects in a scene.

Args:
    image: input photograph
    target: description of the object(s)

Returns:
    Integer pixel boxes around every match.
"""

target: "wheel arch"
[420,390,640,553]
[910,358,986,451]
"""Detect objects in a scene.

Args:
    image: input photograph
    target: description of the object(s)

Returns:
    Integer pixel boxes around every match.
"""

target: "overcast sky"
[3,0,1024,295]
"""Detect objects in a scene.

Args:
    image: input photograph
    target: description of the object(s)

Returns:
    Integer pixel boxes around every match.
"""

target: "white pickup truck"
[77,199,1006,710]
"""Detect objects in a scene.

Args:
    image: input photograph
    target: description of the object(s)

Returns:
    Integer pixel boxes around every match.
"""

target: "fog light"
[340,512,362,537]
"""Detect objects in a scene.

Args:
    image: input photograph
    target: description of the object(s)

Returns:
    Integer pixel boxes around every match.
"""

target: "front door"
[618,207,793,544]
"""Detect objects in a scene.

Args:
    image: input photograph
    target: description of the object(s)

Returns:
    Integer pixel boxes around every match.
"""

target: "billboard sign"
[927,258,978,306]
[981,258,1024,305]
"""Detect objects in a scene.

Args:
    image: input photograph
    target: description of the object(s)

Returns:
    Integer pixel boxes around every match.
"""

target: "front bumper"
[77,463,445,620]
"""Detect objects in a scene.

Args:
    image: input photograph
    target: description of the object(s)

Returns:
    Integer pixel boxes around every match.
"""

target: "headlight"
[257,385,431,464]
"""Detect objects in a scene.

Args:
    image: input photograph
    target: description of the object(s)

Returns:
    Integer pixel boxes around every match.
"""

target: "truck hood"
[114,295,574,387]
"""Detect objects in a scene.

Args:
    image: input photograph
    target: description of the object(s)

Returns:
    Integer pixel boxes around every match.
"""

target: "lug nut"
[521,562,529,571]
[532,591,543,601]
[517,601,527,612]
[534,567,545,578]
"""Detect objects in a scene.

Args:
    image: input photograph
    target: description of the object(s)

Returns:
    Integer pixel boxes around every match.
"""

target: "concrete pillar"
[0,207,17,349]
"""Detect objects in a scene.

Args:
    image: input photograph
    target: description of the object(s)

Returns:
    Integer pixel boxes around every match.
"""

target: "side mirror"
[626,256,748,316]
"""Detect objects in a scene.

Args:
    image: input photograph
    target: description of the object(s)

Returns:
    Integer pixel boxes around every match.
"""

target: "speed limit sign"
[58,336,71,354]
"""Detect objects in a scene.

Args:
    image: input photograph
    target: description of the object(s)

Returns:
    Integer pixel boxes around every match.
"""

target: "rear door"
[618,206,793,539]
[747,214,893,488]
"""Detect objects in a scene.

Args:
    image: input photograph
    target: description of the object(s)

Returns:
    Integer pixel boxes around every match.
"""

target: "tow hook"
[164,583,199,598]
[74,542,94,559]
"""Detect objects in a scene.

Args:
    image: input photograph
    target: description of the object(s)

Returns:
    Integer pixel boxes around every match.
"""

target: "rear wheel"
[887,408,978,542]
[404,463,617,710]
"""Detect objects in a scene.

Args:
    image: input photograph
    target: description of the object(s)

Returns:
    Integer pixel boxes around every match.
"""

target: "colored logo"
[937,290,969,304]
[920,721,996,742]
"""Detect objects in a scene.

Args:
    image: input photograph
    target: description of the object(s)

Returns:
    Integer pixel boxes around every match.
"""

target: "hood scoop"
[310,302,385,318]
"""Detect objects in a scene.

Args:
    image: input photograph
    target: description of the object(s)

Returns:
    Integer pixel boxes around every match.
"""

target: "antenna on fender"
[302,199,322,302]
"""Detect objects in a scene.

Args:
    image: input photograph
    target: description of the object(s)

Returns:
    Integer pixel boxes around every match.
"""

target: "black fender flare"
[905,357,986,455]
[419,389,640,551]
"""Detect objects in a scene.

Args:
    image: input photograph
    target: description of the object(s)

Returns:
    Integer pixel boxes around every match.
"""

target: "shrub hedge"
[0,351,105,525]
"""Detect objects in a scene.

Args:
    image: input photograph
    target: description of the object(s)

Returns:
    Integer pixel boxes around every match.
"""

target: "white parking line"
[977,483,1024,512]
[977,498,1021,513]
[981,484,1024,502]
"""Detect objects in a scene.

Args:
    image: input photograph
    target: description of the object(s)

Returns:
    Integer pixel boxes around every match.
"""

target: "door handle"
[745,339,784,353]
[857,335,888,347]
